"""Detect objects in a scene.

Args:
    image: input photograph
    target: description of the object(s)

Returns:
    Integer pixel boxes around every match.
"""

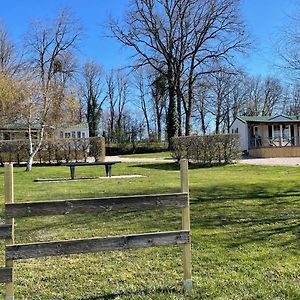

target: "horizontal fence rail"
[0,224,12,240]
[5,193,188,218]
[0,267,12,283]
[1,160,192,298]
[6,230,189,261]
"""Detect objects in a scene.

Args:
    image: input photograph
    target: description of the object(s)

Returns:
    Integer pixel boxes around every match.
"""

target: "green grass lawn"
[0,162,299,299]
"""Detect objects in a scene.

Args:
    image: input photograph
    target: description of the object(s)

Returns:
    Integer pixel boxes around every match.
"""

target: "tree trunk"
[26,155,34,172]
[177,92,182,136]
[26,126,45,172]
[166,68,177,148]
[185,108,192,136]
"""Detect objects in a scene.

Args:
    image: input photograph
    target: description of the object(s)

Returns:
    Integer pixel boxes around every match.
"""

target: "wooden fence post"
[5,163,14,300]
[180,159,192,292]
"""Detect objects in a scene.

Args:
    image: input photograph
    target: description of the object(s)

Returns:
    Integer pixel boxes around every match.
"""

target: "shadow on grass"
[129,162,179,171]
[191,183,300,203]
[129,162,228,171]
[79,286,180,300]
[227,222,300,248]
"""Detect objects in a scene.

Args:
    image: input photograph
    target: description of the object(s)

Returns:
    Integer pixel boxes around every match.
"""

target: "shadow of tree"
[78,286,180,300]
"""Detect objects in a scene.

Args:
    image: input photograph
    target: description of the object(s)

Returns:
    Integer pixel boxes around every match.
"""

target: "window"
[82,132,86,138]
[3,132,10,140]
[253,126,258,136]
[283,125,290,139]
[60,131,63,138]
[72,131,76,138]
[273,125,280,138]
[65,132,71,138]
[235,128,239,134]
[77,131,81,138]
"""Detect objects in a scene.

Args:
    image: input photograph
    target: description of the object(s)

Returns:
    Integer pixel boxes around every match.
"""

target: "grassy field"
[0,162,299,299]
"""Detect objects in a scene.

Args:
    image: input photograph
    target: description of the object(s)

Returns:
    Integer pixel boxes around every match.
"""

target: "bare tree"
[240,76,282,117]
[208,70,234,133]
[115,70,129,141]
[108,0,182,145]
[261,77,282,116]
[194,79,210,134]
[0,23,23,75]
[277,4,300,81]
[109,0,249,143]
[82,61,106,137]
[105,70,129,143]
[151,73,167,141]
[134,69,152,139]
[24,9,82,171]
[179,0,248,135]
[106,70,116,143]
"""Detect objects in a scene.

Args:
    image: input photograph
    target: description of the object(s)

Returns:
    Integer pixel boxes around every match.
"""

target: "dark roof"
[0,123,34,130]
[237,115,300,123]
[58,123,89,130]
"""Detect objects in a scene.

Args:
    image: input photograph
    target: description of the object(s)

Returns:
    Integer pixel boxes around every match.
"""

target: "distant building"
[55,123,89,139]
[0,123,41,140]
[230,114,300,157]
[0,122,89,140]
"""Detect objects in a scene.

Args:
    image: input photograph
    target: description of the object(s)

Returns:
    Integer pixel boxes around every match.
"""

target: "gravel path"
[104,155,300,167]
[238,157,300,167]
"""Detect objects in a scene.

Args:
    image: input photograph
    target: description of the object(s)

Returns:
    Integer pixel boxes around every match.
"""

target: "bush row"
[0,137,105,164]
[106,142,168,156]
[171,134,240,165]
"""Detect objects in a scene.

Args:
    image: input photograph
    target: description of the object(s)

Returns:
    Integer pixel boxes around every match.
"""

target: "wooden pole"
[99,137,106,162]
[180,159,192,292]
[5,163,14,300]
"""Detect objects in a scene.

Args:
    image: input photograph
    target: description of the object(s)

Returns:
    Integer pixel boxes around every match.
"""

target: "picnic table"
[63,161,121,179]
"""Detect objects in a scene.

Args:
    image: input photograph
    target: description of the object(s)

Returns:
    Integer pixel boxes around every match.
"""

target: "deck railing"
[249,136,300,148]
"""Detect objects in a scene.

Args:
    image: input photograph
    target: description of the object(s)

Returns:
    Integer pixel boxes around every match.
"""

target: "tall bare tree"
[0,23,23,75]
[151,73,167,141]
[134,69,152,139]
[82,61,106,137]
[105,70,129,143]
[109,0,249,143]
[24,9,82,171]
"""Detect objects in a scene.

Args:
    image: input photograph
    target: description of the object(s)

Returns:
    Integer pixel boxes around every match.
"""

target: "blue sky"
[0,0,298,76]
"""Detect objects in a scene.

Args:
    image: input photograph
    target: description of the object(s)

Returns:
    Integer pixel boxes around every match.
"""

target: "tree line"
[0,1,300,170]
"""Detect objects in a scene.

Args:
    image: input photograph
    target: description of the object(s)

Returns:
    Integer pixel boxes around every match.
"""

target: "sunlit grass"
[0,163,299,299]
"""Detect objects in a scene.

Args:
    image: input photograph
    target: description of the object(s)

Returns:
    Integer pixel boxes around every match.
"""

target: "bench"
[63,161,121,179]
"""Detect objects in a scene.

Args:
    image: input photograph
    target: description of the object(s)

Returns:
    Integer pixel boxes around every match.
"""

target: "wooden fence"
[0,161,192,299]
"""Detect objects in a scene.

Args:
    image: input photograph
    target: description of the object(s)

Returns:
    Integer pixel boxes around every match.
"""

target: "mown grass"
[0,162,299,299]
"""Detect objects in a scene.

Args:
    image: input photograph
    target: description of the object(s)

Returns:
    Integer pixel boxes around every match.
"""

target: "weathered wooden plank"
[5,193,188,218]
[0,224,12,240]
[6,230,190,260]
[0,267,12,283]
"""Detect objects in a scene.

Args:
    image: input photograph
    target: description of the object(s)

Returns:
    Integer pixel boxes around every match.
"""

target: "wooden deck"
[249,147,300,158]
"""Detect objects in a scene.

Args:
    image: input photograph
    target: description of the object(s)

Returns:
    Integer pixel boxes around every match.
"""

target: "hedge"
[0,137,105,165]
[171,134,240,165]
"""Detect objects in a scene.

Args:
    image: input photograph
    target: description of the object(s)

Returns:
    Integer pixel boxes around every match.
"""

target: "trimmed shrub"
[0,137,105,165]
[171,134,240,165]
[106,142,167,156]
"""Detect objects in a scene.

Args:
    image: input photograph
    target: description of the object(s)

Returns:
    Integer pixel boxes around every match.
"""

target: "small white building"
[55,123,89,139]
[230,115,300,157]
